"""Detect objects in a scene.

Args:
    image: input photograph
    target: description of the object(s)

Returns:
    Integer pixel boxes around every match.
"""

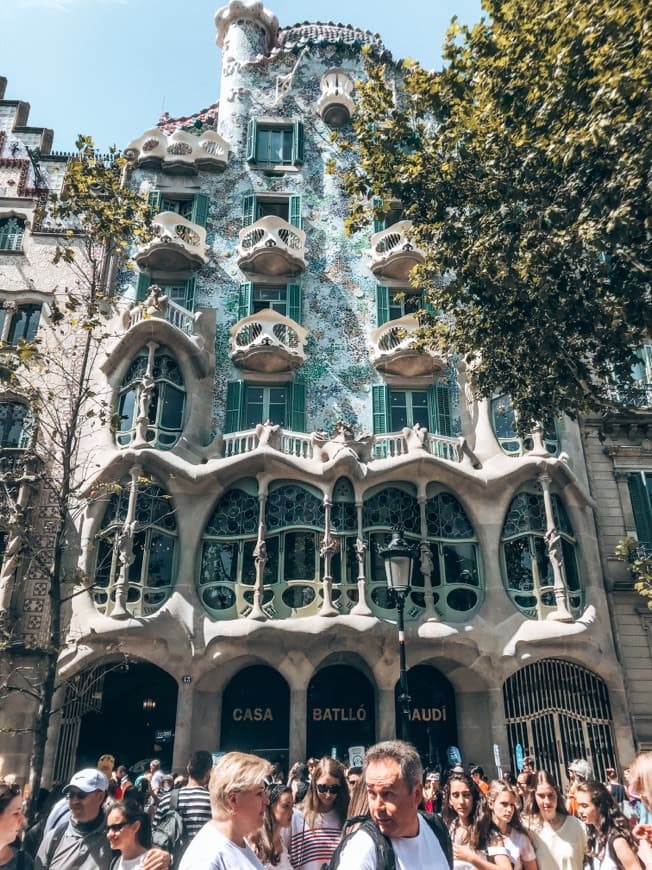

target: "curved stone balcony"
[134,212,208,272]
[317,69,356,127]
[369,314,446,377]
[369,220,425,281]
[124,128,230,173]
[237,216,307,276]
[229,309,308,373]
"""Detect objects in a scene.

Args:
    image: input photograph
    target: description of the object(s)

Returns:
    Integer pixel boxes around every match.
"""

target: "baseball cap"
[63,768,109,795]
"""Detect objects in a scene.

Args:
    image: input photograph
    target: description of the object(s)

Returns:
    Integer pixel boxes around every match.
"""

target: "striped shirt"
[288,809,342,870]
[153,786,211,842]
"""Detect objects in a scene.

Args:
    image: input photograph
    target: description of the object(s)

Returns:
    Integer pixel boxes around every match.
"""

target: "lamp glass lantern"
[380,530,415,594]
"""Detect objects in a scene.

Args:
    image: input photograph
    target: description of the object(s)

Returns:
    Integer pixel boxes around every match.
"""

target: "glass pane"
[264,536,279,584]
[94,538,114,589]
[411,391,429,429]
[245,387,265,428]
[160,384,184,431]
[241,539,257,586]
[369,533,391,582]
[443,542,479,586]
[0,402,27,448]
[118,389,137,433]
[147,532,175,589]
[533,536,553,586]
[447,588,478,611]
[253,286,287,315]
[561,538,580,591]
[207,490,259,537]
[202,586,235,611]
[9,305,40,344]
[370,586,394,609]
[282,129,293,163]
[504,538,534,592]
[200,541,237,583]
[282,585,315,609]
[389,392,408,430]
[492,395,517,440]
[284,531,316,581]
[267,387,286,426]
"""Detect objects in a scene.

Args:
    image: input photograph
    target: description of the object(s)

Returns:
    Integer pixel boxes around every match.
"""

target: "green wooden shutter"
[242,194,256,227]
[289,195,302,230]
[136,273,151,302]
[376,285,390,326]
[148,190,163,213]
[287,377,306,432]
[372,384,390,434]
[184,276,196,311]
[246,119,257,162]
[422,292,437,314]
[287,284,301,324]
[191,193,209,227]
[428,383,452,436]
[292,120,304,165]
[238,282,254,320]
[225,381,245,433]
[372,196,386,233]
[628,473,652,548]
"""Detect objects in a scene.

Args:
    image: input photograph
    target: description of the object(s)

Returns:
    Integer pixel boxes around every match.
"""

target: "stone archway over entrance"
[396,664,458,769]
[307,665,375,762]
[503,658,617,789]
[55,661,178,783]
[220,665,290,773]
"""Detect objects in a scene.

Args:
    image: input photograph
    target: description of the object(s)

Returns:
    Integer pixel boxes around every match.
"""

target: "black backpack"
[326,811,453,869]
[151,790,186,865]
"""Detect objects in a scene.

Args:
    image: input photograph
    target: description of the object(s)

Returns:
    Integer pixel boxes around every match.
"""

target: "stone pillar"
[289,687,307,764]
[171,680,194,772]
[377,687,396,742]
[41,682,67,787]
[485,686,511,778]
[192,688,221,753]
[539,470,573,622]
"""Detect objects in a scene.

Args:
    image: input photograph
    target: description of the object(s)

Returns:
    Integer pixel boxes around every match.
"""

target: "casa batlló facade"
[1,1,651,784]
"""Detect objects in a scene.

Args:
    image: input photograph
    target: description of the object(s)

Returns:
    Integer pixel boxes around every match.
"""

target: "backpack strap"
[45,820,69,868]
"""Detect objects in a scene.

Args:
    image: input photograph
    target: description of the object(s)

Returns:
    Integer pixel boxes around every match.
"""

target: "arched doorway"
[56,661,178,782]
[396,664,458,769]
[220,666,289,773]
[307,665,375,762]
[503,659,617,789]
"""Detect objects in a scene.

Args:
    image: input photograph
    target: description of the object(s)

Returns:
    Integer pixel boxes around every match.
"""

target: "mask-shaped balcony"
[369,220,425,282]
[237,216,307,276]
[369,314,446,377]
[317,69,356,127]
[124,128,230,173]
[134,212,209,273]
[230,309,308,373]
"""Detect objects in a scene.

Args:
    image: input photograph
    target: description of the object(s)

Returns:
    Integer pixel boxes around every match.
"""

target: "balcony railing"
[369,314,446,377]
[223,428,312,459]
[237,216,307,276]
[369,220,425,281]
[127,296,197,337]
[134,212,208,272]
[373,431,462,461]
[608,383,652,409]
[230,309,308,373]
[317,69,356,127]
[124,128,230,173]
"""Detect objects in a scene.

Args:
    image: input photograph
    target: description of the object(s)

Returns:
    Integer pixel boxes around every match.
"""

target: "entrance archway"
[503,659,617,789]
[307,665,375,762]
[396,664,457,769]
[220,666,289,772]
[56,661,178,783]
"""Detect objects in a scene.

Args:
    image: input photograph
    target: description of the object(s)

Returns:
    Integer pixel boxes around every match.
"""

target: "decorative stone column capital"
[215,1,279,52]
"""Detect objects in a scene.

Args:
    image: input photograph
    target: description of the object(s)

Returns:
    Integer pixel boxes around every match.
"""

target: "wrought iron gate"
[52,666,106,784]
[503,659,617,790]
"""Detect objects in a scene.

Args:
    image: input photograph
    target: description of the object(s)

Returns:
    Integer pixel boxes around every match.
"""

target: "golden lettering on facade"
[232,707,274,722]
[410,707,447,722]
[311,706,368,722]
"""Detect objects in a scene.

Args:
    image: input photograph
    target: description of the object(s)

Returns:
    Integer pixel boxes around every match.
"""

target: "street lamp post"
[380,529,416,743]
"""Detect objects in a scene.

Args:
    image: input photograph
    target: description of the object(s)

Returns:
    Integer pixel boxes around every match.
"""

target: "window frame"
[246,119,304,169]
[0,217,26,252]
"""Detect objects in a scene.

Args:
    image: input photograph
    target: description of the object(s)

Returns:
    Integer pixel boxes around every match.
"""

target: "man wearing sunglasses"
[35,768,171,870]
[331,741,452,869]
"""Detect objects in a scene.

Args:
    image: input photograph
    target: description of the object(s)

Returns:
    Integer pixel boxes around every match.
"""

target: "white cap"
[63,768,109,794]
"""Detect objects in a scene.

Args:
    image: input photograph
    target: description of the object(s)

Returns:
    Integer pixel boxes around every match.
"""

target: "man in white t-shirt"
[335,740,451,869]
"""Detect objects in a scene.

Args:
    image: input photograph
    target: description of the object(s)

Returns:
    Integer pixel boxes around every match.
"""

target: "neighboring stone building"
[0,3,649,785]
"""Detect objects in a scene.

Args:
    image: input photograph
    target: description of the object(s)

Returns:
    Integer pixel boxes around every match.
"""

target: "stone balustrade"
[317,69,356,126]
[128,297,197,337]
[124,128,230,173]
[230,309,307,372]
[369,314,446,377]
[237,216,307,275]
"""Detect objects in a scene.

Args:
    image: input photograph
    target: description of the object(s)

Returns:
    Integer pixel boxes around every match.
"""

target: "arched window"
[502,491,583,619]
[491,395,559,456]
[362,485,423,616]
[265,483,324,614]
[425,491,482,620]
[0,304,41,345]
[0,401,32,448]
[0,217,25,252]
[93,480,177,617]
[198,484,259,617]
[116,347,185,449]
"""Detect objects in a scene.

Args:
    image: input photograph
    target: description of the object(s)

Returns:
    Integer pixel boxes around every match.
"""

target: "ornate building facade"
[0,2,649,784]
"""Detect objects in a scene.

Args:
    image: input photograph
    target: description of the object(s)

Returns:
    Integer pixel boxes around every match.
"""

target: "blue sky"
[1,0,484,153]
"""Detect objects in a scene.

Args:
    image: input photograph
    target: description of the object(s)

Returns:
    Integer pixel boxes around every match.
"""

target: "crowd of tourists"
[1,744,651,869]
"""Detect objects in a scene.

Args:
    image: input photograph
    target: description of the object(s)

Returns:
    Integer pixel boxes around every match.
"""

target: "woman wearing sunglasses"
[106,800,153,869]
[0,781,31,870]
[288,758,348,870]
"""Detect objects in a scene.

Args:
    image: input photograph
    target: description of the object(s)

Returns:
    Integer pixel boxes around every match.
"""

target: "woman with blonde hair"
[288,757,348,870]
[486,780,537,870]
[179,751,272,870]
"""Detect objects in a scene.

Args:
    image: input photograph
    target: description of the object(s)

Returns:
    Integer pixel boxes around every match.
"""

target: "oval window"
[446,588,477,612]
[202,586,236,610]
[371,587,394,610]
[243,589,274,606]
[282,586,316,609]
